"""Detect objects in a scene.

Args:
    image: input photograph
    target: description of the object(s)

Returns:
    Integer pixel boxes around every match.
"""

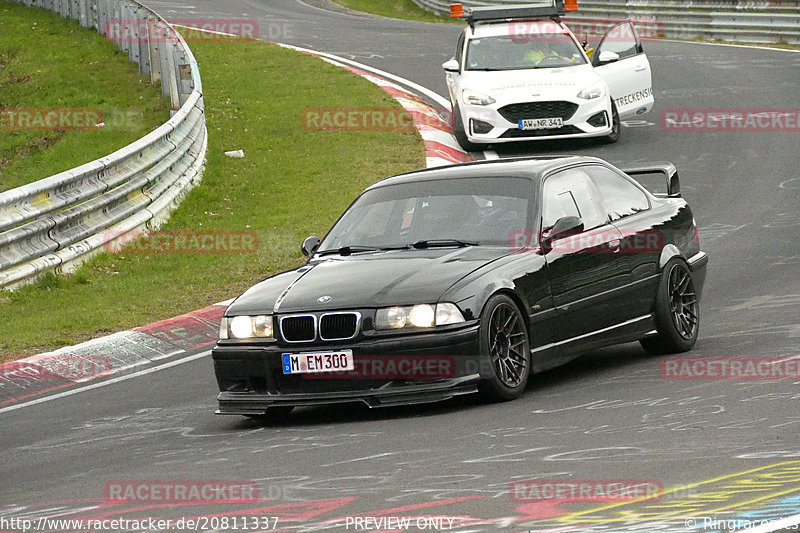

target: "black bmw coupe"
[213,156,707,418]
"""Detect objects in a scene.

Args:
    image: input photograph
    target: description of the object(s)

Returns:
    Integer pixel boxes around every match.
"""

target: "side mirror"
[301,235,321,257]
[442,58,459,72]
[596,50,620,65]
[542,216,584,249]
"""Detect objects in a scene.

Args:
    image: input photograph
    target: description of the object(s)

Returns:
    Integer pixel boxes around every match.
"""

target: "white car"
[443,2,654,151]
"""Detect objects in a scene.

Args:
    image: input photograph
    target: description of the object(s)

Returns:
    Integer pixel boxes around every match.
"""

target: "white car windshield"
[465,34,586,71]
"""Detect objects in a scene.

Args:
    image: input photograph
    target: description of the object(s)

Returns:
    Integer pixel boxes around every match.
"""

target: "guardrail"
[0,0,207,289]
[412,0,800,44]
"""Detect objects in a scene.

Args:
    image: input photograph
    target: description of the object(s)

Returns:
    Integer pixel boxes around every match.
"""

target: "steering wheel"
[537,55,565,66]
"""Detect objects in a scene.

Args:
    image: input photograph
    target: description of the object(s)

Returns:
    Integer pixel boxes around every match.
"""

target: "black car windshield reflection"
[318,177,534,253]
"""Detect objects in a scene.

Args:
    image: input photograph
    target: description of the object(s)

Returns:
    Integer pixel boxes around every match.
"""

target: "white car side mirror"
[442,58,460,72]
[597,50,620,64]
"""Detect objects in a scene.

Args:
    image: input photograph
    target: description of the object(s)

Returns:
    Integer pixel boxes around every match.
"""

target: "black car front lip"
[216,375,481,413]
[687,250,708,297]
[213,323,482,414]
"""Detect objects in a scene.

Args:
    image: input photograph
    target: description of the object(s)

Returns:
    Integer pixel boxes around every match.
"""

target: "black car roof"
[367,155,606,190]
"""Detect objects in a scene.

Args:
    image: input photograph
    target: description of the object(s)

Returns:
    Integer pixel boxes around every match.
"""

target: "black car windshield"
[318,177,533,252]
[465,33,586,71]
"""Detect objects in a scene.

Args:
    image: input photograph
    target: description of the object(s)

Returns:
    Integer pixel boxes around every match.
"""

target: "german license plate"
[282,350,354,374]
[519,117,563,130]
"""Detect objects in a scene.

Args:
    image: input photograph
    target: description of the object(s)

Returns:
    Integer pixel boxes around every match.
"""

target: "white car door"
[592,21,654,120]
[444,30,467,109]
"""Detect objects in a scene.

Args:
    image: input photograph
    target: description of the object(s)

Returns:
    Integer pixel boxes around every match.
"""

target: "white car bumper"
[461,96,612,144]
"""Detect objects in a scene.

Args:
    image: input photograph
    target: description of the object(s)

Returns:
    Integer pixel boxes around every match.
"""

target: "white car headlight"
[221,315,274,339]
[375,303,465,330]
[462,89,496,106]
[577,81,606,100]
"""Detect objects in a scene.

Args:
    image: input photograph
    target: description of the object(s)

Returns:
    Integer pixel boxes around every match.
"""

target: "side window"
[587,165,650,222]
[597,21,640,60]
[455,32,465,66]
[542,168,606,231]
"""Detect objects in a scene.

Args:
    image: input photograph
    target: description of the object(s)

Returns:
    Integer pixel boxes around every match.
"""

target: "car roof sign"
[450,1,571,27]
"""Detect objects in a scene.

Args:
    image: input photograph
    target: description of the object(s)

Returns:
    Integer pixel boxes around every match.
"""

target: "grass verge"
[331,0,452,23]
[0,33,425,360]
[0,1,169,191]
[693,37,799,51]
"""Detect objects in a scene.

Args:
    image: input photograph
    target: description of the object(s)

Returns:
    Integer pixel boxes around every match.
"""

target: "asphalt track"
[2,1,800,532]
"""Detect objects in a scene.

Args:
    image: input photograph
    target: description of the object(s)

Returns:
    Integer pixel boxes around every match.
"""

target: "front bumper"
[461,96,612,144]
[687,250,709,300]
[213,323,482,414]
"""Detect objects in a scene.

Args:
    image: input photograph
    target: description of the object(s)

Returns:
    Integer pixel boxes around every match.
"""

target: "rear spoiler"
[450,1,576,27]
[620,162,681,198]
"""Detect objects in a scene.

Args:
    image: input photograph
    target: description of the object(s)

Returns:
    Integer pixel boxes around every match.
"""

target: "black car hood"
[227,247,510,315]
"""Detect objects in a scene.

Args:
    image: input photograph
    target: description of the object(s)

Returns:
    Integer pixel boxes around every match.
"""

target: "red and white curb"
[0,301,230,407]
[0,36,474,409]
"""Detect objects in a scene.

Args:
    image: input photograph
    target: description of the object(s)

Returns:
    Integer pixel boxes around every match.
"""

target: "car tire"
[247,406,294,423]
[477,294,531,402]
[601,101,620,144]
[640,258,700,355]
[452,104,481,152]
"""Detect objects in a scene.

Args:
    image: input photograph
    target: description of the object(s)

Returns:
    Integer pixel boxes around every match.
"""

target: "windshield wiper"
[317,245,411,256]
[318,241,477,255]
[317,246,381,256]
[411,239,478,249]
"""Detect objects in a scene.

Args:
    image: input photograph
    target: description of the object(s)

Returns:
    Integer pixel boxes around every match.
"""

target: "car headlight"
[220,315,274,339]
[462,89,496,106]
[375,303,465,330]
[577,81,606,100]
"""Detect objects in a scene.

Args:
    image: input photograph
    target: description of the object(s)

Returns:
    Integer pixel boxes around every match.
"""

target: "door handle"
[634,65,647,72]
[609,239,622,252]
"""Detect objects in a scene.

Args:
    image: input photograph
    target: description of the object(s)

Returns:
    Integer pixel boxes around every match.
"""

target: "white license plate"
[519,117,563,130]
[282,350,354,374]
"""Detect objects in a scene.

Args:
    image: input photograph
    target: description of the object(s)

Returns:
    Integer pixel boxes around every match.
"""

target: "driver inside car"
[524,42,560,65]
